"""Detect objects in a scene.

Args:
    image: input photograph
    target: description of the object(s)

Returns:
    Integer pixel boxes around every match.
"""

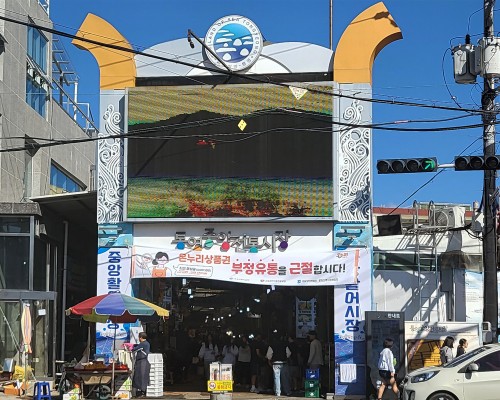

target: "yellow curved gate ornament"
[334,2,402,84]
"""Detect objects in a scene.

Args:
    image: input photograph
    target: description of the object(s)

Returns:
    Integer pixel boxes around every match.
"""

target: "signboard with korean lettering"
[96,248,132,358]
[207,381,233,392]
[365,311,405,398]
[131,245,365,286]
[333,223,372,396]
[404,321,481,372]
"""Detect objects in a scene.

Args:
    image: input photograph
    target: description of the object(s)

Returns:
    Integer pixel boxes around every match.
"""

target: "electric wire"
[386,135,484,216]
[3,6,485,110]
[0,14,493,117]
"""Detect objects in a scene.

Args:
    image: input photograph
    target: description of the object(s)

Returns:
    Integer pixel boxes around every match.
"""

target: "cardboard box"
[115,390,131,399]
[4,385,20,396]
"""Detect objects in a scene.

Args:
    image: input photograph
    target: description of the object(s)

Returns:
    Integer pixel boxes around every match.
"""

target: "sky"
[45,0,495,209]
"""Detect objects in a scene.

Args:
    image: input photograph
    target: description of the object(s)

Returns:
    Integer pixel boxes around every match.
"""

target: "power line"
[385,135,484,215]
[0,105,494,153]
[0,14,494,116]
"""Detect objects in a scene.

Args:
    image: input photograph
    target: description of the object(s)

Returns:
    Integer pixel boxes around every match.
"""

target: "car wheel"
[428,392,457,400]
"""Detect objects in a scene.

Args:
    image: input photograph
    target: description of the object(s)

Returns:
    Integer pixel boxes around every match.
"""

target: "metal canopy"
[30,190,97,232]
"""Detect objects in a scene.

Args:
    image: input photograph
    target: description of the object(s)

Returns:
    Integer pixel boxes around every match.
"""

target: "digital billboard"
[126,83,333,219]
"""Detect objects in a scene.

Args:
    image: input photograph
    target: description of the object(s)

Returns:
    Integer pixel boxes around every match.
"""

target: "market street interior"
[128,278,334,394]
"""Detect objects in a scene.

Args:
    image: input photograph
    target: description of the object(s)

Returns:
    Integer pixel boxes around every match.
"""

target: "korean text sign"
[131,246,367,286]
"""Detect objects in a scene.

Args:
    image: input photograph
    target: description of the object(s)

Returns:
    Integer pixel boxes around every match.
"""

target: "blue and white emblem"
[204,15,263,72]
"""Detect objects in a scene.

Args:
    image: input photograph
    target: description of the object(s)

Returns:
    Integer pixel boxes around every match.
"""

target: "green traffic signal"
[376,157,438,174]
[423,158,436,171]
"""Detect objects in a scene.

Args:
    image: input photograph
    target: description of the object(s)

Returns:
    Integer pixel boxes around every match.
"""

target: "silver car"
[402,344,500,400]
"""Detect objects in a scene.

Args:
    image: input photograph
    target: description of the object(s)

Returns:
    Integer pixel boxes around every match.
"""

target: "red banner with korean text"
[131,246,367,286]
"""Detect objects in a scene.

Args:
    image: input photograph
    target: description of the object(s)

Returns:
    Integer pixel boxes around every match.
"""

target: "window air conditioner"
[429,206,465,228]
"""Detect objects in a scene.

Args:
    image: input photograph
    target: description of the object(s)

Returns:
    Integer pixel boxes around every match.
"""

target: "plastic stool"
[33,381,52,400]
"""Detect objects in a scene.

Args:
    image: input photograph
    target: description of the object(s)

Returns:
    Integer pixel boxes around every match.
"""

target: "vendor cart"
[60,367,131,400]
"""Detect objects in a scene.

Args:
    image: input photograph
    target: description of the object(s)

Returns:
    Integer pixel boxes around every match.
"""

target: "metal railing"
[51,78,98,137]
[38,0,49,16]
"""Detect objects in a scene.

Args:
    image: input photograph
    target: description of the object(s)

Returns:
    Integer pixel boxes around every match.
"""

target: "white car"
[402,343,500,400]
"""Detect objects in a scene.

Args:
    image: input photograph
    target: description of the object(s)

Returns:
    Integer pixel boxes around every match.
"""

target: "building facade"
[0,0,96,380]
[73,4,401,398]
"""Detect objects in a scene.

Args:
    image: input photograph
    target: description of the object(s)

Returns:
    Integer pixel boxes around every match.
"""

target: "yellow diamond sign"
[238,119,247,131]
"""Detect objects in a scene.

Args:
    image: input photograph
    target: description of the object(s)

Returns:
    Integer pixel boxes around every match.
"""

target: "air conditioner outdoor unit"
[429,206,465,228]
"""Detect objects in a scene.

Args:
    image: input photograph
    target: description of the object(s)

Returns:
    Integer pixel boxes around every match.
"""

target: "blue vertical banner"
[96,246,133,358]
[333,223,372,396]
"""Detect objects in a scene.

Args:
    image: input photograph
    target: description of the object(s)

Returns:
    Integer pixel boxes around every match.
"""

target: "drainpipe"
[60,221,68,360]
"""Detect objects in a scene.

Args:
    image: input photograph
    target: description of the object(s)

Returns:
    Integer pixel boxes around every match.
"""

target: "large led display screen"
[126,83,333,219]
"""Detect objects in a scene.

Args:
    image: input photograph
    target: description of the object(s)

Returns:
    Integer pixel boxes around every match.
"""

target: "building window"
[50,163,83,194]
[27,25,47,73]
[26,25,48,117]
[0,236,30,290]
[26,76,47,117]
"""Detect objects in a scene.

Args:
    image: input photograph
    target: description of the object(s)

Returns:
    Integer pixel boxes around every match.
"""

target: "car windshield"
[443,346,489,368]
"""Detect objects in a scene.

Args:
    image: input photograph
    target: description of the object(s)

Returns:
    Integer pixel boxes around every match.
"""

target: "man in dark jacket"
[266,334,292,396]
[132,332,150,398]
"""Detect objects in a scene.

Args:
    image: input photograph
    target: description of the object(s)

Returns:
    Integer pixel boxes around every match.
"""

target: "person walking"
[376,338,399,400]
[222,337,239,366]
[456,338,468,357]
[266,334,292,397]
[287,335,300,391]
[307,331,323,371]
[440,336,455,365]
[250,333,266,393]
[132,332,151,398]
[198,334,219,380]
[236,335,251,386]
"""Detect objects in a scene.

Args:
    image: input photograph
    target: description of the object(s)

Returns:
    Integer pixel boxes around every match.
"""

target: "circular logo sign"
[208,381,217,390]
[204,15,263,72]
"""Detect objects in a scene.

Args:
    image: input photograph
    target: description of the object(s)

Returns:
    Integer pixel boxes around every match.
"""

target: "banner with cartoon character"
[131,246,367,286]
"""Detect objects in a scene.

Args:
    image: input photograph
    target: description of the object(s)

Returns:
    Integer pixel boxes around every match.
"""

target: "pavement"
[0,392,316,400]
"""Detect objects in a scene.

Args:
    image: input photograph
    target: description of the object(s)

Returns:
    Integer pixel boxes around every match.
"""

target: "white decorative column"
[333,83,372,223]
[98,90,126,224]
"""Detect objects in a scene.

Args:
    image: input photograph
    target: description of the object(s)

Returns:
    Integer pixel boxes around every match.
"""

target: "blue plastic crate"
[306,369,320,380]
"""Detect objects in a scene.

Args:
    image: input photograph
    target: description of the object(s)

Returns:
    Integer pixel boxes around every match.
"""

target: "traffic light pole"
[482,0,498,342]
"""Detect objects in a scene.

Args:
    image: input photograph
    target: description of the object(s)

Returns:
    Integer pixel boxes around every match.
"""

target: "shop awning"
[30,191,97,233]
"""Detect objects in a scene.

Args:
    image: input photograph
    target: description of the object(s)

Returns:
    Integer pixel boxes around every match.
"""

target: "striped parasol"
[66,292,169,323]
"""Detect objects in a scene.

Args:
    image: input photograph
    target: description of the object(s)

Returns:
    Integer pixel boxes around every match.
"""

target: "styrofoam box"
[146,389,163,397]
[148,354,163,363]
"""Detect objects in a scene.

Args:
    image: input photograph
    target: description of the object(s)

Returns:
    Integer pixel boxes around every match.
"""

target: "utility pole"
[482,0,498,342]
[329,0,333,50]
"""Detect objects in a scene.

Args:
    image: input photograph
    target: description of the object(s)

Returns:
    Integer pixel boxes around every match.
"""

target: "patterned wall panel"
[333,83,372,222]
[98,91,126,223]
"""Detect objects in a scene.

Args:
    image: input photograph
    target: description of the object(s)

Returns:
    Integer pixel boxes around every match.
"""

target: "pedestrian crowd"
[171,327,323,396]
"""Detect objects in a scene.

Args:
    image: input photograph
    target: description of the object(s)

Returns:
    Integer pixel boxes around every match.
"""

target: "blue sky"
[48,0,491,208]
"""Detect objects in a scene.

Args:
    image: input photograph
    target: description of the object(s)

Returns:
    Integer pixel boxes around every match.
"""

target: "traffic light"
[454,155,500,170]
[376,157,438,174]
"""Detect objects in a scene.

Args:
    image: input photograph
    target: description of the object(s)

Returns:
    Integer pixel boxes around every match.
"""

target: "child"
[377,338,399,400]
